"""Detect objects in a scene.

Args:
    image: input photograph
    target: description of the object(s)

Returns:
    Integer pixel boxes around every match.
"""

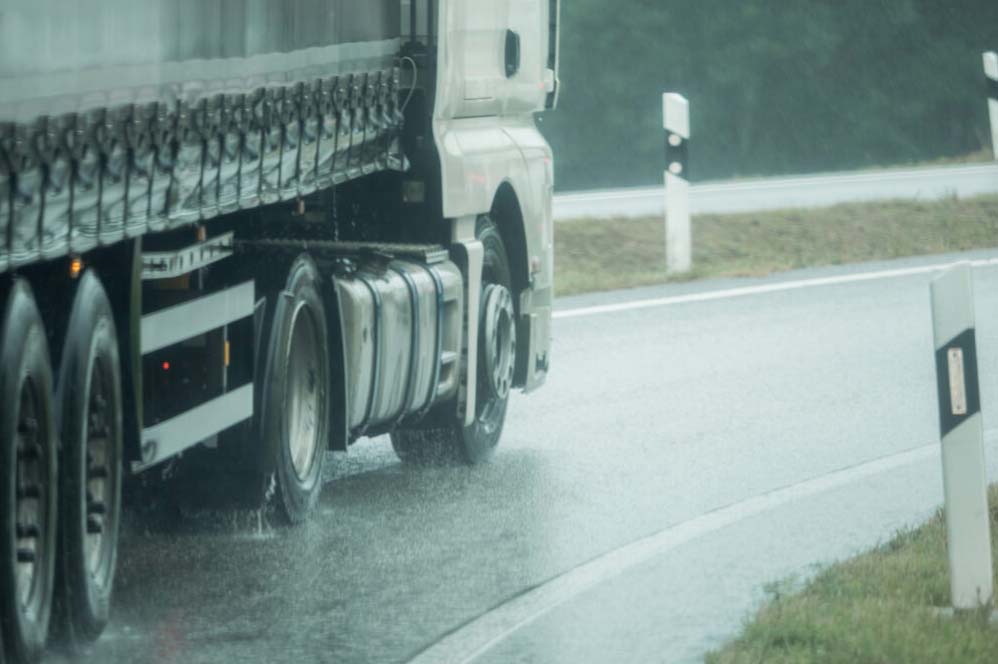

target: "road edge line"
[554,257,998,320]
[407,443,941,664]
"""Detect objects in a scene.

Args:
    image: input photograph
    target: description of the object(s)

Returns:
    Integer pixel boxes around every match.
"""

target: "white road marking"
[555,257,998,320]
[408,443,944,664]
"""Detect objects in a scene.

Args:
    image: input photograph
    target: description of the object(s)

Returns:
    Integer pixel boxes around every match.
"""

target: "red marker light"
[162,361,171,371]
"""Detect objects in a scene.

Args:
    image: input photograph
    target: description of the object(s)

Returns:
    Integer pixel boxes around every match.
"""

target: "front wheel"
[392,216,516,465]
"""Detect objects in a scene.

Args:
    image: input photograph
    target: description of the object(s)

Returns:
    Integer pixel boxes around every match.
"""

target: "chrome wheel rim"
[285,303,324,481]
[481,284,516,401]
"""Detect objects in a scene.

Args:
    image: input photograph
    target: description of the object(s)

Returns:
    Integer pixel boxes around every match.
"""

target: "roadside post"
[985,52,998,160]
[663,93,690,274]
[930,264,995,611]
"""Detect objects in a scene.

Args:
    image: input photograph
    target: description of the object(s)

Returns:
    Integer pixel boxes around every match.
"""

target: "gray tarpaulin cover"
[0,1,404,271]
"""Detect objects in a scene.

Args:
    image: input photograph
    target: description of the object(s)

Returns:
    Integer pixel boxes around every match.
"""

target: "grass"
[875,147,996,170]
[706,486,998,664]
[555,194,998,297]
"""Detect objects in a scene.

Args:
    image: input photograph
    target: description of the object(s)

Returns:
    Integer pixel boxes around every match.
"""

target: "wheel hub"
[480,284,516,401]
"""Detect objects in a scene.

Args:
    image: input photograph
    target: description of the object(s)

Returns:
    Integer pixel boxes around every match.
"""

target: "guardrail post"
[663,93,690,274]
[986,52,998,160]
[930,263,995,611]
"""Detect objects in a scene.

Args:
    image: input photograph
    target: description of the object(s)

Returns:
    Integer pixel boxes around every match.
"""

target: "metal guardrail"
[553,163,998,221]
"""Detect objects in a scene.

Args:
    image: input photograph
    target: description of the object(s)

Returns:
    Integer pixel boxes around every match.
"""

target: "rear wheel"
[392,216,516,464]
[0,281,58,664]
[257,256,330,523]
[53,271,122,647]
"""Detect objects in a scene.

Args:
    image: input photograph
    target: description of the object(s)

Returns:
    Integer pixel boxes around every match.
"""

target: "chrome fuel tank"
[336,257,463,434]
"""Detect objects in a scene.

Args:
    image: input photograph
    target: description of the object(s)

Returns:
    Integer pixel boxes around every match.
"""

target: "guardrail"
[553,163,998,221]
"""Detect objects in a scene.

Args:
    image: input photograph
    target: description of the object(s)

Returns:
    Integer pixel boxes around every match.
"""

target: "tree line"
[539,0,998,191]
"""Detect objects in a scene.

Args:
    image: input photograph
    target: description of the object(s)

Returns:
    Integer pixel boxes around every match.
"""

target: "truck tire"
[392,216,515,465]
[258,256,329,524]
[0,280,58,664]
[52,271,122,647]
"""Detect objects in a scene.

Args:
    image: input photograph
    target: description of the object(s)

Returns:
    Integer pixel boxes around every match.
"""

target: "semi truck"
[0,1,559,661]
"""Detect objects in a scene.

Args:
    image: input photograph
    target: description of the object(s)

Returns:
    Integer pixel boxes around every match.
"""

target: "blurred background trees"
[539,0,998,190]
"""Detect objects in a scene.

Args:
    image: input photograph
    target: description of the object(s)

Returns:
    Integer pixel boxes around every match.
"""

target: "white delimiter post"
[930,264,995,611]
[985,52,998,160]
[663,93,690,274]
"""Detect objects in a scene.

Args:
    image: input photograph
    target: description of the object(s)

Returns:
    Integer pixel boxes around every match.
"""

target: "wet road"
[58,249,998,664]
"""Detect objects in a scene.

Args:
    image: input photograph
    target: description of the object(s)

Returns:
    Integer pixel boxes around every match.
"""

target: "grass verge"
[555,194,998,297]
[706,485,998,664]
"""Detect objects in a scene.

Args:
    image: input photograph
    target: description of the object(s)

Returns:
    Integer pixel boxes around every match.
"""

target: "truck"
[0,1,559,661]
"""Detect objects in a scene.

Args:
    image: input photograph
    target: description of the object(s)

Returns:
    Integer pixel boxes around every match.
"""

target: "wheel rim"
[14,376,48,618]
[475,259,516,438]
[83,354,116,587]
[481,284,516,401]
[285,303,324,481]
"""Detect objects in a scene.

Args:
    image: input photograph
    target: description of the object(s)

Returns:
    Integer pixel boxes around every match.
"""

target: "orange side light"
[69,256,83,279]
[224,340,231,367]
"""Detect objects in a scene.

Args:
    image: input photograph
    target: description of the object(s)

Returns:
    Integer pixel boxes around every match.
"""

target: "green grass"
[875,147,995,170]
[706,486,998,664]
[555,194,998,297]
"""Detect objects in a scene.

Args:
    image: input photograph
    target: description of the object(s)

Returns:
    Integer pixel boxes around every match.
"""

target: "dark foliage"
[540,0,998,190]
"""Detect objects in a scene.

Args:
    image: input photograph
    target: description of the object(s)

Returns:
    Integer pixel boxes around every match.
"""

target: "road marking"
[408,443,942,664]
[555,257,998,320]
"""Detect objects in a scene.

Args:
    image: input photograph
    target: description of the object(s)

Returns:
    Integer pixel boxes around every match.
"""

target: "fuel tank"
[336,256,464,434]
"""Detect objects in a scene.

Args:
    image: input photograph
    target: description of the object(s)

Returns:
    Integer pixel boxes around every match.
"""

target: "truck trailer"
[0,1,559,660]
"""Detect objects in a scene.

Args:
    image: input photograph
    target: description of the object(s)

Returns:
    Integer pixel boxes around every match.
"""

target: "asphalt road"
[553,163,998,220]
[55,249,998,664]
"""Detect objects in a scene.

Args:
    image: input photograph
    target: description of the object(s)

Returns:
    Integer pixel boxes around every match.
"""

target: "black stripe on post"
[935,328,981,437]
[665,132,689,180]
[988,77,998,103]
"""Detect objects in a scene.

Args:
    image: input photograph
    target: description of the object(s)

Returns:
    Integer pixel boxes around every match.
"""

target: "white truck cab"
[433,0,559,394]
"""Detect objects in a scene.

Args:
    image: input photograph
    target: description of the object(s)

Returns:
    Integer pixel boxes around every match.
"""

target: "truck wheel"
[0,281,58,664]
[258,256,329,524]
[53,271,122,647]
[392,216,515,465]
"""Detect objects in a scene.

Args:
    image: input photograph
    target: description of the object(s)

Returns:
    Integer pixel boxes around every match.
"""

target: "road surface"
[553,163,998,220]
[54,249,998,664]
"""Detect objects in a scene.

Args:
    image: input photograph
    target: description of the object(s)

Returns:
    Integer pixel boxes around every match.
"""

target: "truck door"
[436,0,558,119]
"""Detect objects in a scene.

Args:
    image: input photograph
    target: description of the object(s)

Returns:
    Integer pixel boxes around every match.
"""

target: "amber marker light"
[69,256,84,279]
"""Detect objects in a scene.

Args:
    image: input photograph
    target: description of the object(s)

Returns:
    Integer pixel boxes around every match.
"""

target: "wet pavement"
[54,249,998,663]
